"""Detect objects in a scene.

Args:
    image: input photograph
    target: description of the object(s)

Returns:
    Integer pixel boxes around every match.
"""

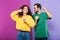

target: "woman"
[10,5,35,40]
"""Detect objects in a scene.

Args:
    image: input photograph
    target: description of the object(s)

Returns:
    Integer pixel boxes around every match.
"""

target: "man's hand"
[34,16,39,26]
[35,16,39,21]
[42,6,52,18]
[42,6,47,11]
[23,18,26,22]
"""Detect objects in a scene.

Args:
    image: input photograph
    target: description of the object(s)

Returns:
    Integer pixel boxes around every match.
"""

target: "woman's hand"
[18,9,22,12]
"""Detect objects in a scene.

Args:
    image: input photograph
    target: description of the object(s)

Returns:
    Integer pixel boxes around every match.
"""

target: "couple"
[10,3,52,40]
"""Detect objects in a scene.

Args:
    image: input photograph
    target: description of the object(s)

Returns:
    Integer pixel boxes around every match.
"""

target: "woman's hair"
[18,5,33,18]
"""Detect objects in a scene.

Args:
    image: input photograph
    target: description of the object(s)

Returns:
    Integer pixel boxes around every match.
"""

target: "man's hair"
[34,3,41,9]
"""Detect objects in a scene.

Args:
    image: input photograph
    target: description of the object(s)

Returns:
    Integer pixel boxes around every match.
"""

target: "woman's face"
[23,6,28,14]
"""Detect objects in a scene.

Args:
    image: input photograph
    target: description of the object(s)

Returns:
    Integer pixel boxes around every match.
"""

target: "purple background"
[0,0,30,40]
[30,0,60,40]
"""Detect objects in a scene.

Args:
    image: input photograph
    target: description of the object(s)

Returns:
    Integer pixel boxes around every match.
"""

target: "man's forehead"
[34,5,37,7]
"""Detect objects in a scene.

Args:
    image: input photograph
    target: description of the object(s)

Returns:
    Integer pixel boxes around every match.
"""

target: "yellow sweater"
[10,10,35,32]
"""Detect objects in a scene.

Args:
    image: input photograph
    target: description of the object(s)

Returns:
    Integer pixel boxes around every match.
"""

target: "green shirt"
[33,12,49,38]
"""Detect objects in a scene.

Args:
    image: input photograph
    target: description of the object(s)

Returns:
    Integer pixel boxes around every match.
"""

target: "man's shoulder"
[41,12,46,14]
[41,12,47,15]
[33,14,36,15]
[33,14,36,16]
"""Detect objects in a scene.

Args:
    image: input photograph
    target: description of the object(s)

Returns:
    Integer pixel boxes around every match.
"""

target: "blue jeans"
[17,31,30,40]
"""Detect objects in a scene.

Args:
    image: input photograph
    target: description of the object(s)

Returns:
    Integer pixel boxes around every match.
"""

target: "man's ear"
[38,8,40,10]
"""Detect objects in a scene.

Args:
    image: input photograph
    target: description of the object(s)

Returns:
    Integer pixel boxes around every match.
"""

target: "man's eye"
[34,8,36,9]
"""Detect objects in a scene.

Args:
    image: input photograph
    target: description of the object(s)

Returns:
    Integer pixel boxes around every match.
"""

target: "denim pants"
[17,31,30,40]
[35,37,48,40]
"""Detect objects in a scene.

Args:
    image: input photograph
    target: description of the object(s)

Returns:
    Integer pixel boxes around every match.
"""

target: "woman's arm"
[10,9,22,21]
[10,10,19,21]
[23,15,35,28]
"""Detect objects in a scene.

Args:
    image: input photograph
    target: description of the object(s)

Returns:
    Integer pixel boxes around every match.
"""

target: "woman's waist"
[18,30,30,33]
[16,26,31,32]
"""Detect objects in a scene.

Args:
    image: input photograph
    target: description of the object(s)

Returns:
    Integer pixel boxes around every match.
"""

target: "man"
[33,3,52,40]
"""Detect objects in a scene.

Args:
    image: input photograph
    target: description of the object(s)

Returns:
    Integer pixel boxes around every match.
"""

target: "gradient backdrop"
[30,0,60,40]
[0,0,30,40]
[0,0,60,40]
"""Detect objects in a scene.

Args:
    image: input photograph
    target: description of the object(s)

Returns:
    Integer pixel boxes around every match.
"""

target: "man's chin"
[35,12,37,14]
[34,11,37,13]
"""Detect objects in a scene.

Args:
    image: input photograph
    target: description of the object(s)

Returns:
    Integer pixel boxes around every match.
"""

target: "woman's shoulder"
[26,15,32,17]
[26,15,33,19]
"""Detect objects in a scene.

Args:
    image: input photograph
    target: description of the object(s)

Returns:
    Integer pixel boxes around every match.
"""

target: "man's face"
[34,5,38,13]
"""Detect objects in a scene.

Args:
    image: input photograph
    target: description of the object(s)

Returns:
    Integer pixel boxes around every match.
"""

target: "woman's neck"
[23,13,27,16]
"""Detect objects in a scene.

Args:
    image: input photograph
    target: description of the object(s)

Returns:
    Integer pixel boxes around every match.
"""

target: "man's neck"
[37,10,41,14]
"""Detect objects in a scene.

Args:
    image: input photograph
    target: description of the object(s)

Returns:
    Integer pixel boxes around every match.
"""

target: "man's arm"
[43,7,52,18]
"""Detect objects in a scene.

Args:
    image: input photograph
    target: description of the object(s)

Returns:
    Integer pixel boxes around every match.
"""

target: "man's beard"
[35,11,38,14]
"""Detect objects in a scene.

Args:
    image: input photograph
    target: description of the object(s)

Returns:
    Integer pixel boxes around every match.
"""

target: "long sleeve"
[25,15,35,28]
[10,10,19,21]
